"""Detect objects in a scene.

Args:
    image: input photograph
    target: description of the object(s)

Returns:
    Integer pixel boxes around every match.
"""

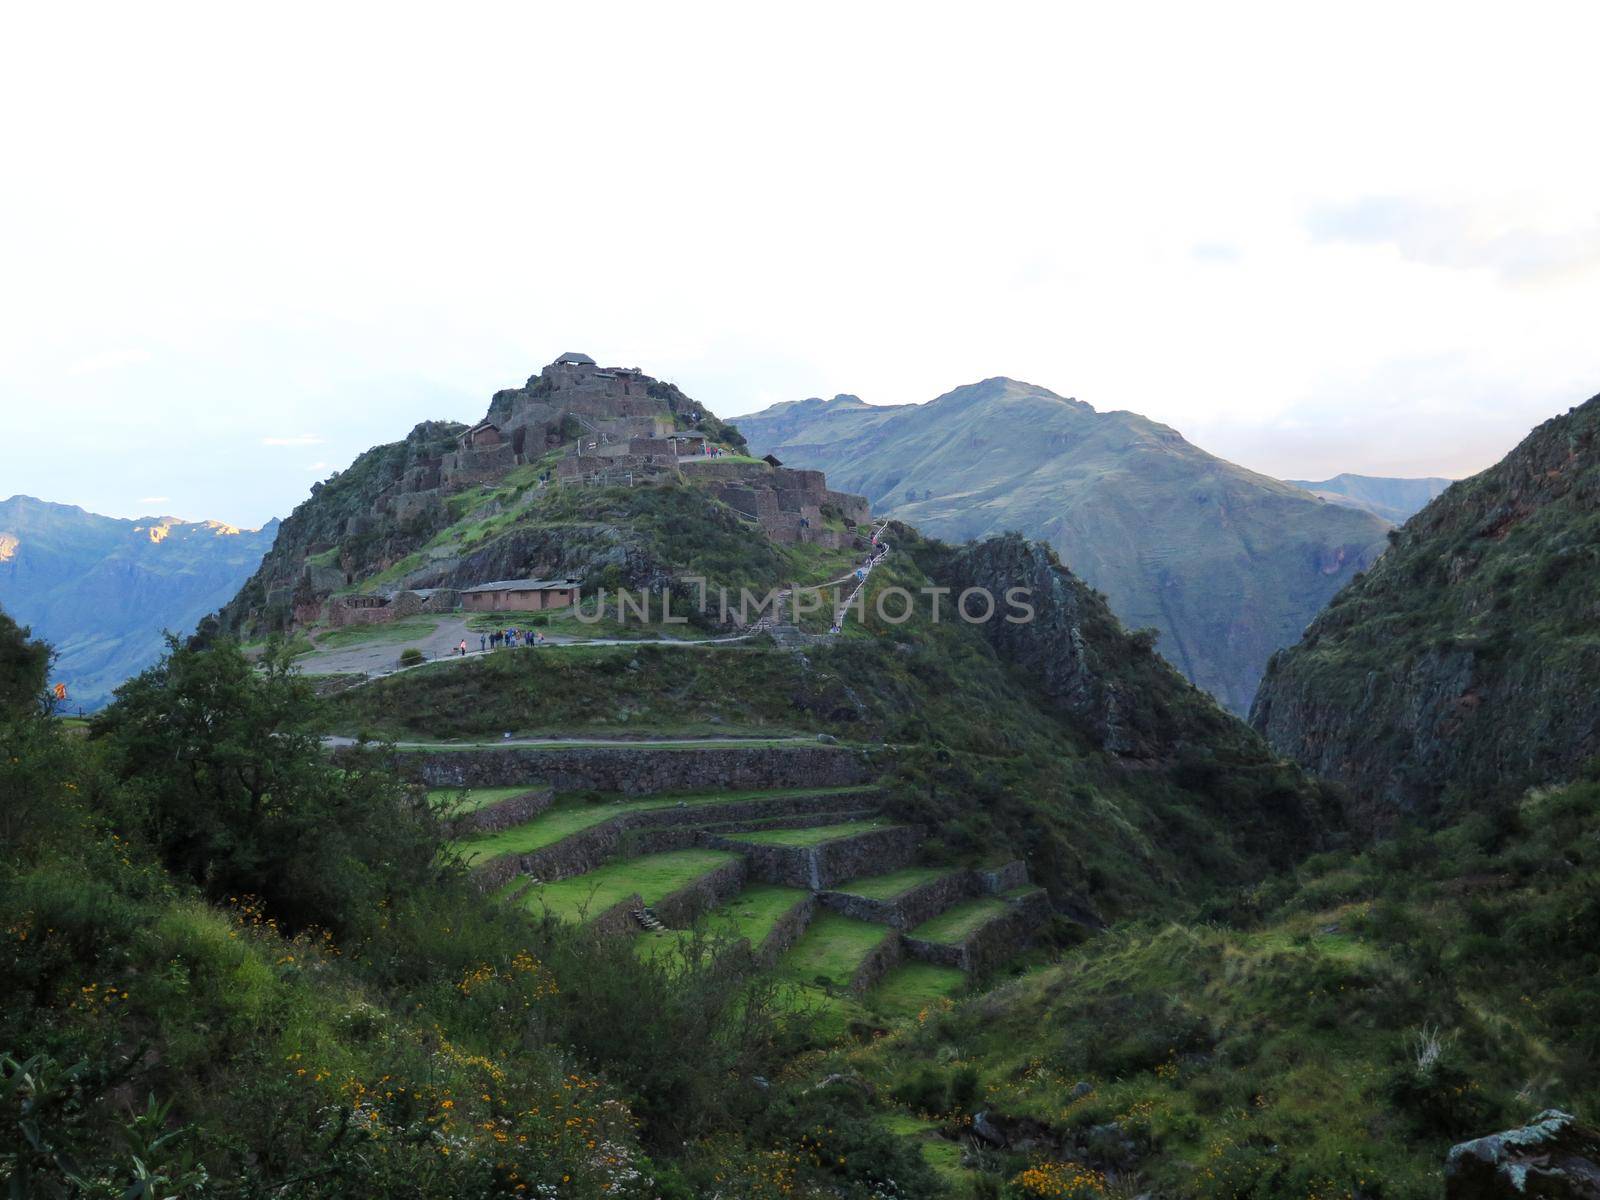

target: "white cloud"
[137,495,171,504]
[2,1,1599,526]
[1306,199,1600,284]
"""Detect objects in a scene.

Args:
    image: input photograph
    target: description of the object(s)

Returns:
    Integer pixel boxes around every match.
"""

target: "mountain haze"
[1286,472,1454,524]
[0,495,277,708]
[735,379,1391,714]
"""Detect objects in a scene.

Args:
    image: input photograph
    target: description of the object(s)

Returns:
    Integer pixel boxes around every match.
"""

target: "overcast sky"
[4,2,1599,528]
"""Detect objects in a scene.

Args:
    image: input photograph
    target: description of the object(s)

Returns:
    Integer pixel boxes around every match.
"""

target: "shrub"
[399,646,425,667]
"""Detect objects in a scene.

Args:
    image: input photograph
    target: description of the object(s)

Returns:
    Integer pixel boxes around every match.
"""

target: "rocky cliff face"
[1251,393,1600,828]
[737,378,1390,715]
[216,421,464,632]
[919,531,1338,864]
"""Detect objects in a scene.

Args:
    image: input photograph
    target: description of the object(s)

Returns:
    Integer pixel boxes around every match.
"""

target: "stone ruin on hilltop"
[278,355,872,631]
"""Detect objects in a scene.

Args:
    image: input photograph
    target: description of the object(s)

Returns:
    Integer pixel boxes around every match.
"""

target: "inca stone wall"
[456,787,554,835]
[849,929,905,994]
[905,889,1051,973]
[712,824,921,890]
[821,868,978,929]
[652,859,747,927]
[405,745,873,795]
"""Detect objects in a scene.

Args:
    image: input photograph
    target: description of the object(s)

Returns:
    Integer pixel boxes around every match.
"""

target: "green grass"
[869,962,967,1019]
[908,897,1009,945]
[311,617,440,650]
[774,911,890,988]
[455,786,873,866]
[831,866,949,899]
[699,885,811,947]
[427,786,538,814]
[733,819,893,847]
[520,849,738,923]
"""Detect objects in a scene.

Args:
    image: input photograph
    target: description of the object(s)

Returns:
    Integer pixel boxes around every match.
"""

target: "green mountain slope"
[1286,472,1455,524]
[0,495,276,708]
[735,379,1391,715]
[1252,392,1600,829]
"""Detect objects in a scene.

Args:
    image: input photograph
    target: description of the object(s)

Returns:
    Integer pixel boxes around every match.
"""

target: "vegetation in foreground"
[830,771,1600,1197]
[0,618,939,1198]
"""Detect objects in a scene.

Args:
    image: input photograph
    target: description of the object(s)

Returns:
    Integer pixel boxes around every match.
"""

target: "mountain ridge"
[0,494,277,707]
[735,377,1392,714]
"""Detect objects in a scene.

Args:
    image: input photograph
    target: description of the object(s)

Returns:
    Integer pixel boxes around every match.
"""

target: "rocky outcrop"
[1252,394,1600,828]
[928,533,1255,760]
[1446,1110,1600,1199]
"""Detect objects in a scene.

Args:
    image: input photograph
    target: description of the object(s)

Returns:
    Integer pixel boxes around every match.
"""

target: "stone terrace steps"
[519,848,746,936]
[902,887,1052,974]
[462,786,882,892]
[707,820,922,891]
[819,865,978,930]
[774,910,901,995]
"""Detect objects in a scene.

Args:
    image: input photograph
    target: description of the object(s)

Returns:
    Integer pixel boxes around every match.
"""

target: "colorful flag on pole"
[52,682,67,701]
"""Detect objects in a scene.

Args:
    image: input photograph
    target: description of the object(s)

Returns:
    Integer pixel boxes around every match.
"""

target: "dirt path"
[295,615,756,679]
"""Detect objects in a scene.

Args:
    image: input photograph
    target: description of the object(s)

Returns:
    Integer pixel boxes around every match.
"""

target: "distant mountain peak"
[735,380,1388,714]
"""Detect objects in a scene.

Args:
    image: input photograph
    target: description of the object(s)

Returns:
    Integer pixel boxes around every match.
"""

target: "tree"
[0,608,49,715]
[95,638,442,937]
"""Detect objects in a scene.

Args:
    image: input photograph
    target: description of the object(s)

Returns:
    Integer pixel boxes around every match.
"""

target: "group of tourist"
[451,627,549,656]
[487,628,546,651]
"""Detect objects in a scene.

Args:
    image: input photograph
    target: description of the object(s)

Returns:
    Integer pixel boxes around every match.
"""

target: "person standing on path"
[479,633,487,652]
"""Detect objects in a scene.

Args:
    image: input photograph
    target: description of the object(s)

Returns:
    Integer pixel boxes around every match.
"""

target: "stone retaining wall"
[473,854,523,895]
[407,745,873,796]
[904,889,1051,973]
[504,791,878,883]
[850,930,905,994]
[652,859,748,928]
[812,825,922,890]
[979,861,1030,894]
[458,788,554,835]
[756,894,818,967]
[821,869,979,929]
[713,824,921,890]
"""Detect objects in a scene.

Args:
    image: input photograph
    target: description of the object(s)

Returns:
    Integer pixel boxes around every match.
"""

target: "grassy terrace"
[428,786,538,813]
[520,849,738,923]
[775,911,890,989]
[870,962,966,1018]
[829,866,949,899]
[908,897,1010,945]
[455,786,874,866]
[634,885,811,964]
[699,884,811,946]
[733,819,894,847]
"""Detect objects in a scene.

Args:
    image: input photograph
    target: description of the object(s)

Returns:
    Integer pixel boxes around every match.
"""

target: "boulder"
[1446,1110,1600,1199]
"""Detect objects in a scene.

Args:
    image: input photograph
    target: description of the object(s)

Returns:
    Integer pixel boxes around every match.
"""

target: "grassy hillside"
[735,378,1390,715]
[829,771,1600,1198]
[329,525,1336,924]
